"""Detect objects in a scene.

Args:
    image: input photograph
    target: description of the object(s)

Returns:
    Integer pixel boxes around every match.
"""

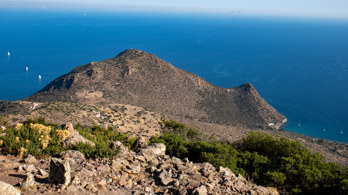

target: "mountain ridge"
[25,49,286,129]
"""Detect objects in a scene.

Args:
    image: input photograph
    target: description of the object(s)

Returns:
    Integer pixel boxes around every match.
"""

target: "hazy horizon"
[1,0,348,19]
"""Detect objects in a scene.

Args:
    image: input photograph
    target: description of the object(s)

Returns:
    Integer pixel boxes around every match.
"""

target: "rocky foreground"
[0,139,278,195]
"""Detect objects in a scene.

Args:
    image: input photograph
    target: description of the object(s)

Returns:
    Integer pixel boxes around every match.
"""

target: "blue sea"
[0,9,347,143]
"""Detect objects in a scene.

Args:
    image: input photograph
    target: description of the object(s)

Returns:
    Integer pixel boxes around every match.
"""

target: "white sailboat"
[26,66,28,72]
[38,74,41,80]
[7,52,10,56]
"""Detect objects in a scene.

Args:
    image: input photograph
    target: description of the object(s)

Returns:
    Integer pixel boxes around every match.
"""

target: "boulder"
[138,143,166,161]
[193,185,208,195]
[158,169,173,185]
[110,141,129,154]
[218,166,235,178]
[63,132,95,148]
[60,150,86,165]
[38,169,49,177]
[18,164,36,172]
[200,162,215,177]
[64,122,75,134]
[48,158,71,186]
[77,168,96,178]
[20,173,36,190]
[71,176,81,186]
[0,181,21,195]
[233,174,248,192]
[131,136,148,151]
[24,154,37,164]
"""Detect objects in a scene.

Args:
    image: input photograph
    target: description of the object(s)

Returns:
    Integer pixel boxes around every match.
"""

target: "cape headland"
[24,49,287,130]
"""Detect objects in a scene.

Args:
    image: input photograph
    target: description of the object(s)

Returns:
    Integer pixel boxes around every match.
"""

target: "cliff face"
[25,49,286,129]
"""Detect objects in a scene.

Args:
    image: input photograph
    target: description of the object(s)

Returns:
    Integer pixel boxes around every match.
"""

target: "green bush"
[152,120,348,194]
[68,142,119,159]
[235,131,347,194]
[0,118,136,160]
[0,122,63,158]
[159,120,208,141]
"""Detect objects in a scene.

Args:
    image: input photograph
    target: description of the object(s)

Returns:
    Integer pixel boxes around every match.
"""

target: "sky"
[1,0,348,18]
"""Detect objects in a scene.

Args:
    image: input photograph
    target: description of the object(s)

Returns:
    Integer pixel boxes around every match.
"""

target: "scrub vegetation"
[150,120,348,194]
[0,117,346,194]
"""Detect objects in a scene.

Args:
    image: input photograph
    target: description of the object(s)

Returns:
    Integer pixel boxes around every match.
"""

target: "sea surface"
[0,9,347,143]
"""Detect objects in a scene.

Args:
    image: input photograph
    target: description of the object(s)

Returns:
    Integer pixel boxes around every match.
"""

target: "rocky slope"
[24,49,286,129]
[0,100,347,166]
[0,139,278,195]
[0,101,163,138]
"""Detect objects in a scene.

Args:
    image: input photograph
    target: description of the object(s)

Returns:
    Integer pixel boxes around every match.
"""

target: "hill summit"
[25,49,286,129]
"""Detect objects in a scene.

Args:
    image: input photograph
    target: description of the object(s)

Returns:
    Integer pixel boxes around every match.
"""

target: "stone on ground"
[48,158,71,186]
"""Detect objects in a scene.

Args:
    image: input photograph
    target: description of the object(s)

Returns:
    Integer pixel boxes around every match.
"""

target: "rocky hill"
[24,49,286,130]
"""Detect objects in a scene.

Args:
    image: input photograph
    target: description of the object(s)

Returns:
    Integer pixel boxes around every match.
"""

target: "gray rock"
[98,178,107,186]
[97,164,111,173]
[252,186,278,194]
[149,166,158,173]
[158,169,173,185]
[112,158,130,172]
[173,179,180,187]
[38,169,49,177]
[66,185,81,192]
[71,176,81,186]
[200,162,215,177]
[24,154,37,164]
[78,168,96,178]
[19,164,36,172]
[110,140,129,154]
[60,150,86,164]
[129,164,141,174]
[138,143,166,161]
[171,156,182,165]
[233,174,248,191]
[218,166,235,178]
[131,136,148,151]
[148,158,160,167]
[0,181,21,195]
[48,158,71,186]
[20,173,36,190]
[193,185,208,195]
[135,155,146,163]
[144,186,152,192]
[63,132,95,148]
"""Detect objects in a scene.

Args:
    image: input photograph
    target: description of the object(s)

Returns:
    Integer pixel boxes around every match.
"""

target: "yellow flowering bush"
[30,123,52,149]
[30,123,51,135]
[56,130,71,142]
[19,147,27,159]
[39,134,51,149]
[1,118,125,159]
[15,123,23,130]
